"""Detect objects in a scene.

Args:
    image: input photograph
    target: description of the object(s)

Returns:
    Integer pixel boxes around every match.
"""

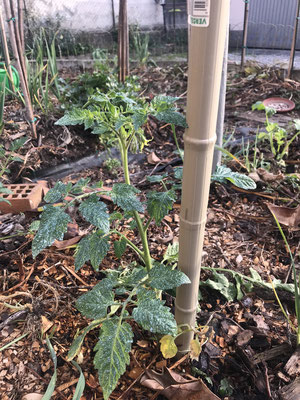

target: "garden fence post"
[287,0,300,79]
[175,0,230,355]
[241,0,249,68]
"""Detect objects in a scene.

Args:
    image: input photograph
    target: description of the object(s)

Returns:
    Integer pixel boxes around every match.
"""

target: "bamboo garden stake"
[118,0,129,83]
[3,0,36,138]
[0,5,14,91]
[175,0,230,354]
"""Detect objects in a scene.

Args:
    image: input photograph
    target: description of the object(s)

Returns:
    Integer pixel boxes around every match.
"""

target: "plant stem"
[111,230,144,258]
[120,137,152,272]
[171,124,183,162]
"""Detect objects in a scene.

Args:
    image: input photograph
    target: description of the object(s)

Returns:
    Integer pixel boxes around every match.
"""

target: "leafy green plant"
[0,75,6,134]
[103,157,121,176]
[32,96,192,399]
[252,102,300,161]
[130,25,150,66]
[0,137,27,203]
[270,213,300,345]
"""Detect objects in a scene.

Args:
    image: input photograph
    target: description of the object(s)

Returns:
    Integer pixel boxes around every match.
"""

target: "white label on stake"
[189,0,210,27]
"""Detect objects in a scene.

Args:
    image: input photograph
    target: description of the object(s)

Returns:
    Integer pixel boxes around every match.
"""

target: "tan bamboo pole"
[3,0,36,138]
[241,0,249,68]
[287,0,300,79]
[118,0,129,83]
[0,5,14,91]
[17,0,25,56]
[175,0,230,355]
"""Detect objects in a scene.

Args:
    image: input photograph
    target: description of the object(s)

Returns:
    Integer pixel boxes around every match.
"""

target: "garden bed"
[0,62,300,400]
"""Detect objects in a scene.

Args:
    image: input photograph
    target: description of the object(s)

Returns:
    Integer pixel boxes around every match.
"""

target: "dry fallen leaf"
[257,168,284,182]
[147,152,161,164]
[236,330,254,347]
[41,315,54,334]
[21,394,43,400]
[267,203,300,230]
[141,368,220,400]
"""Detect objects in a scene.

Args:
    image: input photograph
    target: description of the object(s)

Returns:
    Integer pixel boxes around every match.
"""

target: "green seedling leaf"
[149,263,190,290]
[294,119,300,131]
[160,335,178,359]
[67,324,95,361]
[92,124,109,135]
[155,110,187,128]
[147,174,167,183]
[219,378,234,397]
[79,195,109,233]
[252,101,266,111]
[163,242,179,264]
[42,337,57,400]
[151,95,180,111]
[74,231,110,271]
[111,183,144,213]
[249,268,263,283]
[174,166,183,180]
[76,280,114,319]
[9,137,28,152]
[113,238,127,258]
[44,181,71,203]
[70,178,90,194]
[71,361,86,400]
[94,319,133,400]
[133,298,177,335]
[199,271,237,302]
[147,190,176,224]
[32,206,71,258]
[212,165,256,190]
[234,274,244,301]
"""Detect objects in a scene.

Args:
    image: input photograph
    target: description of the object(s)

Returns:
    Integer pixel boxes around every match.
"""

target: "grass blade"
[42,336,57,400]
[71,361,86,400]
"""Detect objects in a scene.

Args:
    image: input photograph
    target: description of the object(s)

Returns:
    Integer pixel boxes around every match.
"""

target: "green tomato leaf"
[147,174,167,183]
[147,190,176,224]
[32,206,71,258]
[76,279,115,319]
[133,298,177,335]
[70,178,90,194]
[111,183,144,213]
[132,112,147,131]
[94,319,133,400]
[55,109,89,126]
[113,238,127,258]
[155,110,187,128]
[149,263,190,290]
[199,271,237,302]
[74,231,110,271]
[163,242,179,264]
[79,195,109,233]
[44,181,71,203]
[9,137,28,152]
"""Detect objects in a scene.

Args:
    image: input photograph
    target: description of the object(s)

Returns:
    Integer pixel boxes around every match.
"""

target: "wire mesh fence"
[1,0,299,70]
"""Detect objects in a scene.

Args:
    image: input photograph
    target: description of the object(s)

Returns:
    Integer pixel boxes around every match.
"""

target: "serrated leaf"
[155,110,187,128]
[32,206,71,258]
[133,298,177,335]
[55,109,88,126]
[76,280,114,319]
[75,231,110,271]
[121,267,147,286]
[160,335,178,359]
[113,238,127,258]
[147,190,176,224]
[79,195,109,233]
[136,287,157,302]
[163,242,179,264]
[44,181,70,203]
[70,178,90,194]
[67,323,97,361]
[111,183,144,213]
[132,111,147,131]
[115,116,128,131]
[94,319,133,400]
[174,166,183,180]
[151,95,180,111]
[149,263,190,290]
[92,124,109,135]
[249,268,263,282]
[9,137,28,152]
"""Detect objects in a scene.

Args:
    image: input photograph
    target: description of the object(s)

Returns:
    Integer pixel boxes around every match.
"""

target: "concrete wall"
[29,0,164,31]
[29,0,244,32]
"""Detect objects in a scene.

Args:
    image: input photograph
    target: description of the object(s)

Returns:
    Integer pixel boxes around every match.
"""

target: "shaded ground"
[0,63,300,400]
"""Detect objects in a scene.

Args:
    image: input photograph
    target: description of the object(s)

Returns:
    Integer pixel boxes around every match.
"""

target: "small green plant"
[103,157,121,176]
[0,137,27,203]
[252,102,300,161]
[0,75,6,134]
[270,213,300,345]
[130,25,150,66]
[32,96,192,399]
